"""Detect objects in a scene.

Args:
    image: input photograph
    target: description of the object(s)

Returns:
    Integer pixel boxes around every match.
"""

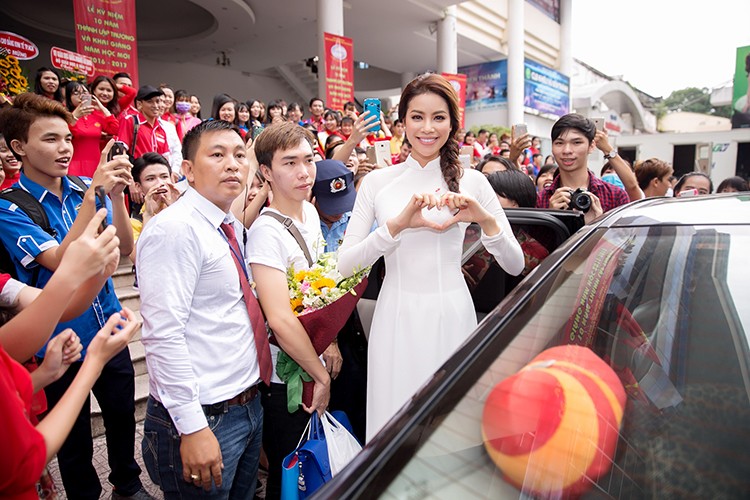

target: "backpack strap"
[0,188,55,282]
[132,115,140,154]
[0,188,55,237]
[261,211,313,267]
[66,175,89,193]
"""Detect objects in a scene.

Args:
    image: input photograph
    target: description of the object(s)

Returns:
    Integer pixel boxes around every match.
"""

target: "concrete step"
[89,260,146,438]
[112,264,137,290]
[117,289,141,313]
[91,371,149,438]
[130,340,147,377]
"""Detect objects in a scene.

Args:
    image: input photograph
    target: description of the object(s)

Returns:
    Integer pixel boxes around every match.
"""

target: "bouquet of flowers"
[0,50,29,101]
[275,252,370,411]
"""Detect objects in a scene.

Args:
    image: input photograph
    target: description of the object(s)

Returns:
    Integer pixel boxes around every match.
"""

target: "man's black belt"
[202,385,258,416]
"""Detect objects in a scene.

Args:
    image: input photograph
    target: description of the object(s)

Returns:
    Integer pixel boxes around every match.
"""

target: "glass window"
[384,225,750,498]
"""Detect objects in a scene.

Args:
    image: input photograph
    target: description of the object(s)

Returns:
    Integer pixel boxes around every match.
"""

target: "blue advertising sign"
[524,59,569,118]
[459,59,508,111]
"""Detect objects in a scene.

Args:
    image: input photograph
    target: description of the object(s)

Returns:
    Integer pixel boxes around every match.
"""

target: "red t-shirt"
[0,171,21,190]
[117,113,170,159]
[0,344,47,499]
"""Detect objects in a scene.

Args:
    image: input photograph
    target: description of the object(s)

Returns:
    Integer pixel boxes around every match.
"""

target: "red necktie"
[220,222,272,385]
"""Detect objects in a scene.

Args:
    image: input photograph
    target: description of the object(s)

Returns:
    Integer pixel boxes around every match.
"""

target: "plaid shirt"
[537,170,630,212]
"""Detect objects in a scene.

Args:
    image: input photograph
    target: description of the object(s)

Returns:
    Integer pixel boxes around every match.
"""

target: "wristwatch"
[603,149,618,160]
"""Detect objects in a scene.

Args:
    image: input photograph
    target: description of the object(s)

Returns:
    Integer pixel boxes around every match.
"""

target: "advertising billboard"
[732,44,750,129]
[458,60,508,111]
[524,59,569,118]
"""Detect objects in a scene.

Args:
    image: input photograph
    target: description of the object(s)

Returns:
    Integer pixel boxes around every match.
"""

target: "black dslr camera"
[568,188,591,213]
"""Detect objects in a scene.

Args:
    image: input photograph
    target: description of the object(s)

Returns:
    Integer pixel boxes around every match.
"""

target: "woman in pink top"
[172,89,202,141]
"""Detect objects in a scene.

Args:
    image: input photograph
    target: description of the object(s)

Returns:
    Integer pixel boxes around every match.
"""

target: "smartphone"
[593,118,605,132]
[252,125,264,139]
[459,152,472,168]
[363,98,381,133]
[677,188,699,198]
[365,146,377,165]
[95,186,109,231]
[107,141,127,162]
[514,123,527,137]
[374,140,390,167]
[82,93,92,107]
[459,145,473,168]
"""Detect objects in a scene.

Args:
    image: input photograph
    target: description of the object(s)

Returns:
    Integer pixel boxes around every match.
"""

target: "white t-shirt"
[245,202,325,384]
[0,277,25,308]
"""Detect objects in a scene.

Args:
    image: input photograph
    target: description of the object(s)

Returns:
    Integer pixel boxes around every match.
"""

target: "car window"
[383,224,750,499]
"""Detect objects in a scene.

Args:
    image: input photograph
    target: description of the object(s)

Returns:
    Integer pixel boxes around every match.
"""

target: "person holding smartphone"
[337,74,524,441]
[0,93,144,499]
[65,81,120,178]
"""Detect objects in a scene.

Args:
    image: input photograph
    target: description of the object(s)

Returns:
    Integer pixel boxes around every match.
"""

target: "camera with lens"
[568,188,591,213]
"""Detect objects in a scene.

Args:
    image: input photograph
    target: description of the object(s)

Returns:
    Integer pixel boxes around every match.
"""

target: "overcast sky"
[571,0,750,97]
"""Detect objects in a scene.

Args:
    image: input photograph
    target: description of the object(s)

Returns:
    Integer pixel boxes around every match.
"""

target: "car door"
[356,209,584,337]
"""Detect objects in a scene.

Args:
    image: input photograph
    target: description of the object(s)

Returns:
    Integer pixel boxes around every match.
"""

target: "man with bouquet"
[247,122,338,499]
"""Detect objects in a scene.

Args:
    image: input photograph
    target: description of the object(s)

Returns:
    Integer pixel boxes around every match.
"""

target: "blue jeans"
[142,393,263,499]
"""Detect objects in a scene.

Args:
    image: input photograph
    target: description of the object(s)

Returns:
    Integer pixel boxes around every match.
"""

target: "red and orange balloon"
[482,345,626,497]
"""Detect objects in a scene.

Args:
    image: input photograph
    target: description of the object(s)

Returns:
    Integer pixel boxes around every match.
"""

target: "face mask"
[175,102,191,114]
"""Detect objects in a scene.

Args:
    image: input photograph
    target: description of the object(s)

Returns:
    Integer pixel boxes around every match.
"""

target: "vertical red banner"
[73,0,139,84]
[441,72,467,128]
[324,32,354,112]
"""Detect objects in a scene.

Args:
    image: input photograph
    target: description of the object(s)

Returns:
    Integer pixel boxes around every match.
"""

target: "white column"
[401,72,417,90]
[507,0,524,126]
[559,0,573,77]
[437,5,457,74]
[317,0,344,102]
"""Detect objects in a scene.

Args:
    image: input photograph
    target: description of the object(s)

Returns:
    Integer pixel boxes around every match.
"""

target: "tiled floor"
[47,422,268,499]
[47,422,163,499]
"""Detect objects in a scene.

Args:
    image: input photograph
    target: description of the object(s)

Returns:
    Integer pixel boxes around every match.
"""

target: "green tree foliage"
[662,87,732,118]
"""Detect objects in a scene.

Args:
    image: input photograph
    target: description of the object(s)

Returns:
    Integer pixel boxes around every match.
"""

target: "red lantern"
[482,345,626,497]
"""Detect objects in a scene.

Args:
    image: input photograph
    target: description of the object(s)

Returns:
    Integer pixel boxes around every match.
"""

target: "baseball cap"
[136,85,164,102]
[312,160,356,216]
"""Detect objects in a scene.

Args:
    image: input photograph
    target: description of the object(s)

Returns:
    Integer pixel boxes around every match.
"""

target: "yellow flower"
[290,297,304,314]
[312,277,336,291]
[7,56,18,65]
[294,270,308,282]
[0,59,10,69]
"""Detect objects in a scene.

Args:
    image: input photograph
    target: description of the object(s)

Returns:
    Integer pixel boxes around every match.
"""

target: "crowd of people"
[1,66,748,500]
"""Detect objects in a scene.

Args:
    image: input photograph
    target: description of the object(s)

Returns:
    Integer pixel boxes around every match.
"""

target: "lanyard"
[218,226,249,281]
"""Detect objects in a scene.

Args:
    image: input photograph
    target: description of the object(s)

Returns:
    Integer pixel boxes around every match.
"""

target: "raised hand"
[38,329,83,384]
[86,308,140,367]
[57,207,120,284]
[387,193,446,237]
[143,182,179,217]
[72,100,94,121]
[92,140,133,196]
[351,111,380,143]
[440,192,500,236]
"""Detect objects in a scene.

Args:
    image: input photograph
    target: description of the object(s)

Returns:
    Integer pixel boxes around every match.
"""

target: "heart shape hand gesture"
[387,192,499,237]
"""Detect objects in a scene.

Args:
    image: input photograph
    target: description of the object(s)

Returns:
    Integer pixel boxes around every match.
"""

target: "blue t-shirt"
[320,212,352,253]
[0,173,120,358]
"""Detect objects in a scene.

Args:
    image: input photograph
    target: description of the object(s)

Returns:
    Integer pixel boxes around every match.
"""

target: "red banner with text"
[73,0,138,84]
[51,47,95,77]
[324,33,354,112]
[441,72,467,128]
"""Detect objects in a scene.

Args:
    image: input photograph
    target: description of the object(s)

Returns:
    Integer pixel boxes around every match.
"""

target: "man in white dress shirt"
[137,120,267,498]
